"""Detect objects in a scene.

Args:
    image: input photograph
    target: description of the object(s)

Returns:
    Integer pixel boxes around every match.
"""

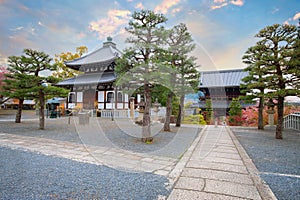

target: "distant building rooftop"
[199,69,248,88]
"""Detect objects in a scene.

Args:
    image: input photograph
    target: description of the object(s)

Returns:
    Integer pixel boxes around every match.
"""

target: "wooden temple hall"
[57,37,130,112]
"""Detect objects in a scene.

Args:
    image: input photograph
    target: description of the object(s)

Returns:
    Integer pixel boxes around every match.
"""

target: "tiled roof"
[199,69,248,88]
[57,72,116,86]
[65,42,122,66]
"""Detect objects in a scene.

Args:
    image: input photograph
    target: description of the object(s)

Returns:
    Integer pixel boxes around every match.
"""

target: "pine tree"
[255,24,299,139]
[242,44,268,129]
[205,98,213,124]
[228,98,242,126]
[242,23,300,138]
[115,10,167,143]
[1,49,68,128]
[160,23,198,129]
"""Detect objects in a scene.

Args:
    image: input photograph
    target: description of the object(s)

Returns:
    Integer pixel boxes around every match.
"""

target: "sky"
[0,0,299,72]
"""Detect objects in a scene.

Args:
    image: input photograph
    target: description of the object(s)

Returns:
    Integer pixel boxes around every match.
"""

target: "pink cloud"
[284,12,300,25]
[154,0,180,14]
[89,9,131,39]
[293,12,300,20]
[135,2,144,9]
[77,32,86,39]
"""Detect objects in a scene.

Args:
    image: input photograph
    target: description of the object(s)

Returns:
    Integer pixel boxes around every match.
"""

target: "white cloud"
[10,26,24,31]
[230,0,244,6]
[211,3,228,10]
[211,0,244,10]
[89,9,131,39]
[214,0,226,3]
[271,7,279,14]
[172,7,181,14]
[114,1,120,6]
[38,21,46,27]
[154,0,181,14]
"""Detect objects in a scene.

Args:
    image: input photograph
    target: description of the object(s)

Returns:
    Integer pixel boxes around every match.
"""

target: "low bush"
[182,114,206,125]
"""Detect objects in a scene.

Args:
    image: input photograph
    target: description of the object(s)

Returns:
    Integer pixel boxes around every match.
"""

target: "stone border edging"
[226,126,277,200]
[167,125,207,187]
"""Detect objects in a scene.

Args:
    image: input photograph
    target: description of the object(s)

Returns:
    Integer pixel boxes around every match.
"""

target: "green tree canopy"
[242,44,269,129]
[228,98,242,126]
[159,23,198,129]
[1,49,68,127]
[241,23,300,138]
[116,10,168,142]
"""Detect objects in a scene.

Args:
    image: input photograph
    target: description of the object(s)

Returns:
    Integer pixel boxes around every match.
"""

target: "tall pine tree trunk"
[163,92,173,131]
[176,95,185,127]
[142,83,152,143]
[276,96,284,139]
[258,96,264,130]
[15,98,24,123]
[39,89,45,130]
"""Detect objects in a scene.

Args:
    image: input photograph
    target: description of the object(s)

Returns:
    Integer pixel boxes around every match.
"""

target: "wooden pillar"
[114,86,118,109]
[104,90,107,109]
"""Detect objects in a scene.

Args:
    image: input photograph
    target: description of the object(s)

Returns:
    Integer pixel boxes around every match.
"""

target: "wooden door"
[83,89,95,109]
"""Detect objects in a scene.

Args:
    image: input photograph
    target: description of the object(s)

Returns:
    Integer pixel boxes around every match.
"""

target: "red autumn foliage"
[0,66,9,87]
[234,105,300,127]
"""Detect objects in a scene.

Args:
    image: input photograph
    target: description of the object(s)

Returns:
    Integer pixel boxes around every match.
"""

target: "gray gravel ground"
[0,146,170,200]
[0,111,200,158]
[232,127,300,200]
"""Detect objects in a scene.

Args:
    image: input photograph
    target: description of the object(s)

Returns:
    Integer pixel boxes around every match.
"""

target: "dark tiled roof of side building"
[199,69,249,88]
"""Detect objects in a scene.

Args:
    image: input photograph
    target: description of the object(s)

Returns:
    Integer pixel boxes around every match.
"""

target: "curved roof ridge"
[65,43,122,66]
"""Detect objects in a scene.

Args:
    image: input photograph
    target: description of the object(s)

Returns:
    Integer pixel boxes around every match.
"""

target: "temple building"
[57,37,129,111]
[198,69,250,116]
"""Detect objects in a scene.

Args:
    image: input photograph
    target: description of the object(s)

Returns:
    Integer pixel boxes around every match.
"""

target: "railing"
[284,112,300,131]
[100,109,130,118]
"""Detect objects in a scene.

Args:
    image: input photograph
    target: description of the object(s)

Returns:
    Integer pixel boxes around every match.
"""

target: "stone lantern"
[266,99,275,127]
[153,98,161,122]
[137,97,145,122]
[129,97,135,119]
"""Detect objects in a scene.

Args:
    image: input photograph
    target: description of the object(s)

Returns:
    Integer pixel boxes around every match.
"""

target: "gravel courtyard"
[0,146,170,200]
[0,110,201,199]
[232,127,300,200]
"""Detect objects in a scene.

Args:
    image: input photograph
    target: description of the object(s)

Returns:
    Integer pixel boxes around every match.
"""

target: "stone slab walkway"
[0,133,177,176]
[167,125,276,200]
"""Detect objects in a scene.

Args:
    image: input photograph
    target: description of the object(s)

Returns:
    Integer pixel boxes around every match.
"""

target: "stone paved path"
[0,124,277,199]
[167,125,276,200]
[0,133,177,176]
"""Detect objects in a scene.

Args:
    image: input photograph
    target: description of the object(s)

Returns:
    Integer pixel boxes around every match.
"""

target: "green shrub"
[182,114,206,125]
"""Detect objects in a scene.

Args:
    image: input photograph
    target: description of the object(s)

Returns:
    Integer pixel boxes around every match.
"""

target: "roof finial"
[103,36,116,48]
